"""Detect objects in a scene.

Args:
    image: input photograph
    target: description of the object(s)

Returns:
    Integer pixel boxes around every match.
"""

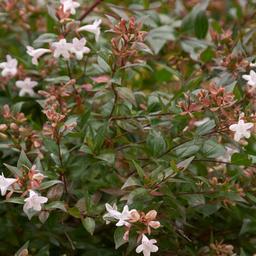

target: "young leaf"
[82,217,96,235]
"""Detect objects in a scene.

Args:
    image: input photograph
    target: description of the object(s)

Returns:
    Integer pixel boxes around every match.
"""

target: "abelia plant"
[1,0,256,255]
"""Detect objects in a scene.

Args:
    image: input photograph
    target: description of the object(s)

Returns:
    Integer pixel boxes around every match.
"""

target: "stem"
[109,82,118,118]
[65,61,72,78]
[79,0,104,21]
[57,136,68,195]
[110,112,173,121]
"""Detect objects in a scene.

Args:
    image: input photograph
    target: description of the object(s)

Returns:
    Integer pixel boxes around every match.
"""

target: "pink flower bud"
[0,124,8,132]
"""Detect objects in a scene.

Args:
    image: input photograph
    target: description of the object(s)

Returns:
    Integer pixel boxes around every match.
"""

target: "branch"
[109,82,118,118]
[79,0,104,21]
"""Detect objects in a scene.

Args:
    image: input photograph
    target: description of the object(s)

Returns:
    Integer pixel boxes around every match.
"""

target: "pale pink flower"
[52,39,72,60]
[0,173,16,196]
[242,70,256,88]
[77,19,102,42]
[23,190,48,217]
[26,46,51,65]
[136,235,158,256]
[60,0,80,14]
[0,55,18,77]
[229,119,254,141]
[104,203,132,227]
[70,37,90,60]
[16,78,38,97]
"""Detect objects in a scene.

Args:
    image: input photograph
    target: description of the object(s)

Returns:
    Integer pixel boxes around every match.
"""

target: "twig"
[109,82,118,118]
[79,0,104,21]
[110,112,173,121]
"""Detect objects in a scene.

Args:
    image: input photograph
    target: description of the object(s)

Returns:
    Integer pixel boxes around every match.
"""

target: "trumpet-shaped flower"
[77,19,102,42]
[242,70,256,88]
[229,119,254,142]
[23,190,48,217]
[104,203,132,227]
[16,77,38,97]
[52,39,72,59]
[136,235,158,256]
[26,46,51,65]
[0,173,16,196]
[60,0,80,14]
[0,55,18,77]
[71,37,90,60]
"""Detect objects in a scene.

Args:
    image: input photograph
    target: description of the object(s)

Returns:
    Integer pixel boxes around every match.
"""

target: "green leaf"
[33,33,57,47]
[195,119,215,135]
[132,160,145,179]
[175,140,202,158]
[93,123,108,153]
[240,218,256,235]
[17,150,32,169]
[45,76,70,84]
[68,207,81,218]
[185,194,205,207]
[200,47,214,62]
[39,180,63,190]
[4,164,22,177]
[96,153,115,165]
[194,11,209,39]
[45,201,67,212]
[201,140,225,158]
[133,42,153,55]
[121,177,141,190]
[117,87,137,106]
[114,227,127,249]
[181,0,209,32]
[146,130,166,157]
[4,197,24,204]
[82,217,96,235]
[97,56,111,73]
[177,156,195,170]
[231,153,252,166]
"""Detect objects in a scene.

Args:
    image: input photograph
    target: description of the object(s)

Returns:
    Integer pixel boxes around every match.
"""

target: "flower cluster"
[111,17,147,67]
[0,164,48,219]
[104,204,160,256]
[0,105,42,154]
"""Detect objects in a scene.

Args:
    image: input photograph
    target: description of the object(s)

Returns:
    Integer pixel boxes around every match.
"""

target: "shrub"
[0,1,256,255]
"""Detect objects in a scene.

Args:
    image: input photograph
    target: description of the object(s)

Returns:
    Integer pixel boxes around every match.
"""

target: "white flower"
[26,46,51,65]
[242,70,256,88]
[104,203,132,227]
[229,119,254,142]
[23,190,48,216]
[52,39,72,60]
[71,37,90,60]
[250,62,256,67]
[77,19,102,42]
[0,173,16,196]
[60,0,80,15]
[136,235,158,256]
[0,55,18,77]
[16,77,38,97]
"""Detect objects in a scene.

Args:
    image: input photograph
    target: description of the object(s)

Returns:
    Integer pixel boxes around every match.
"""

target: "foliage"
[0,0,256,255]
